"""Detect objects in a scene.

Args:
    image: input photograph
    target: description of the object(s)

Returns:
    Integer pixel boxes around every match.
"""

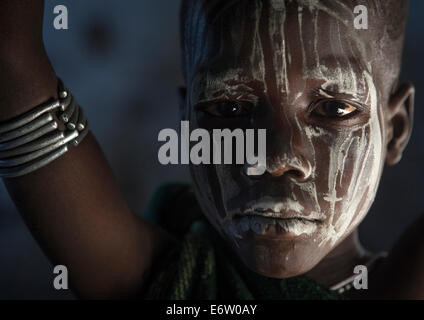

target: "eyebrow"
[192,73,265,93]
[315,87,366,103]
[221,79,265,92]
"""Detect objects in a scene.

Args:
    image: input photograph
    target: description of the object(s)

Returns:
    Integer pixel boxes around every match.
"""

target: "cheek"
[341,118,383,225]
[214,165,241,218]
[188,120,227,231]
[190,163,223,227]
[311,117,383,246]
[190,161,243,238]
[188,111,250,230]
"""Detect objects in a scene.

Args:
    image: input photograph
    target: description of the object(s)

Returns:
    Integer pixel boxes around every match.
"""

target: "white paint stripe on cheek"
[323,124,372,246]
[309,124,361,247]
[336,130,357,190]
[293,92,303,103]
[348,72,383,227]
[317,134,356,247]
[331,72,383,244]
[338,135,355,187]
[335,127,368,232]
[323,131,351,220]
[287,43,292,66]
[303,126,317,175]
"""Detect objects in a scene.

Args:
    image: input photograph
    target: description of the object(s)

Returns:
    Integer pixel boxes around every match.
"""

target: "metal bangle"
[0,113,54,143]
[0,78,90,178]
[61,97,76,123]
[0,130,78,167]
[67,104,80,130]
[0,146,69,178]
[0,101,60,134]
[71,125,89,146]
[0,121,58,151]
[76,108,87,131]
[0,131,65,158]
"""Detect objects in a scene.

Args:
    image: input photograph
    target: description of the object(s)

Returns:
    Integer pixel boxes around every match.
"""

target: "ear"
[177,86,187,121]
[385,82,415,166]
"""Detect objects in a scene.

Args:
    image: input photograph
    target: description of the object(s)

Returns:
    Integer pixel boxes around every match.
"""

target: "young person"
[0,0,422,299]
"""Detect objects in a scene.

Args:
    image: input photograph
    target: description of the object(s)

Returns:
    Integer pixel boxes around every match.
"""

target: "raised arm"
[0,0,171,299]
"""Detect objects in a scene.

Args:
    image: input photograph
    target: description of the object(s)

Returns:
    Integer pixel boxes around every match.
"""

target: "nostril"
[268,167,310,181]
[269,168,298,177]
[288,169,308,182]
[289,170,303,178]
[242,158,312,181]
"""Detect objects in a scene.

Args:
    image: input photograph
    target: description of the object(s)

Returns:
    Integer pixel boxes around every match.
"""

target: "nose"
[264,106,314,182]
[241,96,314,182]
[265,155,312,182]
[242,118,313,182]
[242,153,312,182]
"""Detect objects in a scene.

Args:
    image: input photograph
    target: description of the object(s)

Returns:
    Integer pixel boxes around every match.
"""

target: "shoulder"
[360,213,424,299]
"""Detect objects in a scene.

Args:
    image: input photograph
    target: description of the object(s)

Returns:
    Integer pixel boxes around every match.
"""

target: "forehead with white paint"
[188,0,378,107]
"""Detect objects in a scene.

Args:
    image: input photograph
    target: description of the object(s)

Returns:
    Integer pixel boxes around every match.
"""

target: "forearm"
[0,0,169,298]
[3,134,166,299]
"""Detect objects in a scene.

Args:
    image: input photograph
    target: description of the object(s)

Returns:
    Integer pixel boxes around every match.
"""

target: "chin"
[226,230,329,279]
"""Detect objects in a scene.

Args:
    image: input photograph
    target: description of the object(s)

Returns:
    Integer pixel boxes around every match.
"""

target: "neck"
[305,230,372,288]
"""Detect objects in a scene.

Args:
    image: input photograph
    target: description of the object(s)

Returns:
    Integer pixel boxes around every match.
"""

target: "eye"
[312,100,357,118]
[202,101,252,117]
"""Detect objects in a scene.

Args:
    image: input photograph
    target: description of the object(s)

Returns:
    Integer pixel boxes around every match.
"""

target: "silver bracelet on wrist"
[0,78,89,178]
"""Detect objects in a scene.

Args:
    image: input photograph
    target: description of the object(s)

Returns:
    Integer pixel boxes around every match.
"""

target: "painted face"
[186,0,391,277]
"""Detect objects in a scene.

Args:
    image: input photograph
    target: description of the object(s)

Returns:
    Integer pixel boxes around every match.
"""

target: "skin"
[182,0,416,287]
[0,0,422,299]
[0,1,173,299]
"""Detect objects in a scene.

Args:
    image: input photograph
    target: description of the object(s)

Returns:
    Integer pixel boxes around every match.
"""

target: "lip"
[231,213,321,239]
[234,196,322,218]
[226,196,323,239]
[242,209,322,222]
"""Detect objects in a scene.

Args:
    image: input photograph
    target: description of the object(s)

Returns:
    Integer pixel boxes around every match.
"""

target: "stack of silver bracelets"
[0,79,89,178]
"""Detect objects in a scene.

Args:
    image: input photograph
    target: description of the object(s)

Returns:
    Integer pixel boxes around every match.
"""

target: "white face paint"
[187,0,389,277]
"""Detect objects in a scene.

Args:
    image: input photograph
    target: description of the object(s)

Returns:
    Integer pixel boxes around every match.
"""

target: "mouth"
[231,211,322,238]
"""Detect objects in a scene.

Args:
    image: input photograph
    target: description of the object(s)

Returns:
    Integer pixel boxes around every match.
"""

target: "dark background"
[0,0,423,299]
